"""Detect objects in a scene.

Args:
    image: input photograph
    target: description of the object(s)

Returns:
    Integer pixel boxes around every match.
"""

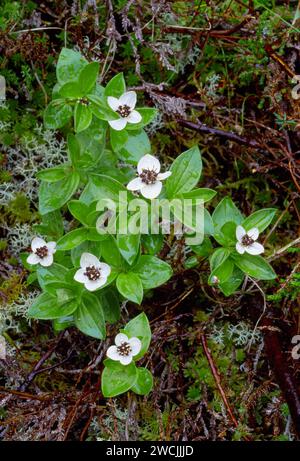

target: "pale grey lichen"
[209,325,225,346]
[0,125,67,206]
[228,322,261,346]
[0,290,39,334]
[209,322,261,348]
[4,223,35,255]
[205,74,221,98]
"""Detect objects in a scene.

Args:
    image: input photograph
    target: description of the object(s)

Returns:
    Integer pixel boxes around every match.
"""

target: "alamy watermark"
[0,335,6,360]
[291,75,300,100]
[0,75,6,101]
[291,335,300,360]
[95,192,205,245]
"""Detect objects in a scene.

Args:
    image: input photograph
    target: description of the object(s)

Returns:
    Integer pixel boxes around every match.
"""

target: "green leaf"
[41,282,78,298]
[126,108,158,130]
[184,255,199,269]
[56,48,87,84]
[80,174,130,205]
[79,62,100,94]
[189,237,213,257]
[36,166,69,182]
[212,197,243,231]
[37,263,69,291]
[124,312,151,360]
[53,315,74,332]
[242,208,277,233]
[75,118,107,164]
[87,227,108,242]
[28,292,78,320]
[104,73,126,98]
[100,236,124,268]
[209,248,233,284]
[67,133,81,164]
[210,248,232,271]
[59,81,83,98]
[101,361,137,398]
[33,210,64,240]
[74,291,106,339]
[88,95,119,121]
[44,100,72,129]
[74,101,92,133]
[141,234,164,255]
[116,272,143,304]
[210,258,234,284]
[232,253,277,280]
[57,228,89,251]
[218,266,244,297]
[131,367,153,396]
[98,288,121,324]
[181,188,216,203]
[110,127,129,152]
[204,209,214,235]
[68,200,90,226]
[214,221,237,246]
[133,255,172,289]
[221,221,237,243]
[71,240,101,266]
[119,130,151,163]
[117,234,140,265]
[166,146,202,198]
[39,171,80,214]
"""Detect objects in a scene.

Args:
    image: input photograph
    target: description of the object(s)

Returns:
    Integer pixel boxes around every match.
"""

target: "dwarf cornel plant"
[23,48,277,398]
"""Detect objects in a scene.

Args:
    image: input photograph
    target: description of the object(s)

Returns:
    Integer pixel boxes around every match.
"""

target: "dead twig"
[18,331,65,392]
[200,334,239,429]
[178,119,262,149]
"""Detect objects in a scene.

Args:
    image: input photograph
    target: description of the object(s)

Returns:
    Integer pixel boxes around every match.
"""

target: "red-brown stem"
[178,119,261,149]
[200,334,239,428]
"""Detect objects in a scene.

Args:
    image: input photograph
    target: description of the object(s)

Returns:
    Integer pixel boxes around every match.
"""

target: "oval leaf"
[116,272,143,304]
[166,146,202,198]
[44,100,72,129]
[39,171,80,215]
[57,228,89,251]
[74,292,106,339]
[232,253,276,280]
[132,255,172,289]
[124,312,151,360]
[28,292,78,320]
[117,234,140,266]
[131,367,153,396]
[101,361,137,398]
[242,209,277,233]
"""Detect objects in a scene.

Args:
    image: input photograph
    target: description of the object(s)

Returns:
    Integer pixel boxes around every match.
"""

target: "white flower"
[107,91,142,131]
[26,237,56,267]
[236,225,264,255]
[106,333,142,366]
[74,252,111,292]
[126,154,172,199]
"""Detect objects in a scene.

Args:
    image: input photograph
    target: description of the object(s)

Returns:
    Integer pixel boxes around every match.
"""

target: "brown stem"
[178,119,261,149]
[18,331,65,392]
[200,334,239,428]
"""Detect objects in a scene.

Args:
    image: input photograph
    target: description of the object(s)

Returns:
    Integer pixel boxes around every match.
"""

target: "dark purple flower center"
[117,342,132,357]
[139,168,158,185]
[84,265,101,281]
[116,104,131,118]
[35,245,48,259]
[79,97,90,106]
[241,234,254,246]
